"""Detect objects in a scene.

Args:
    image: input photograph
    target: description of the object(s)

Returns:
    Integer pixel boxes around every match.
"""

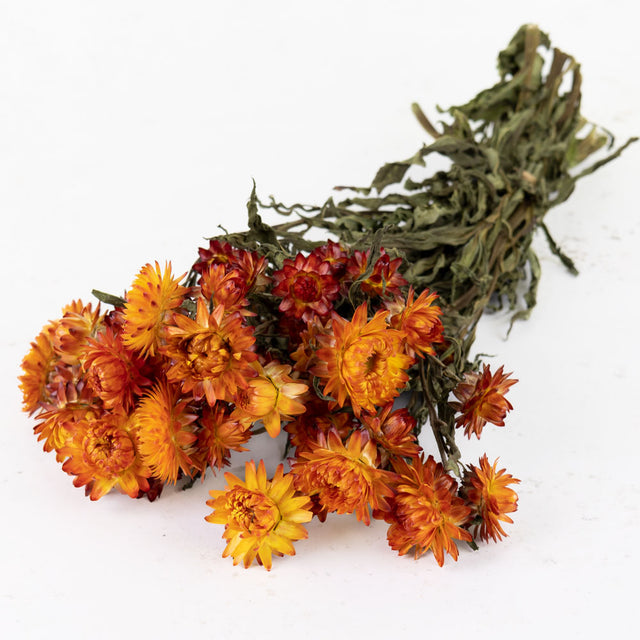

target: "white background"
[1,2,638,638]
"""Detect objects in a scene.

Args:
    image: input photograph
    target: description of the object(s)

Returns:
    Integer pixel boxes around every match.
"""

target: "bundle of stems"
[203,24,635,472]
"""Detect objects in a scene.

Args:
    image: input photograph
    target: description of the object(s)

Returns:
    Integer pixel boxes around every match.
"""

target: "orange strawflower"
[53,300,104,365]
[464,455,520,543]
[361,403,422,462]
[20,302,101,419]
[451,364,518,439]
[122,262,189,357]
[291,429,395,525]
[194,403,252,472]
[19,322,58,414]
[163,298,257,405]
[200,264,251,314]
[33,380,99,461]
[82,326,152,411]
[231,361,308,437]
[389,287,444,357]
[61,410,150,500]
[134,380,198,484]
[313,303,414,416]
[206,460,312,570]
[290,315,328,373]
[386,455,472,566]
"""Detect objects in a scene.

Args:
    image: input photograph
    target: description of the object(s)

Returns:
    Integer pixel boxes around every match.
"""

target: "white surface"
[1,2,639,638]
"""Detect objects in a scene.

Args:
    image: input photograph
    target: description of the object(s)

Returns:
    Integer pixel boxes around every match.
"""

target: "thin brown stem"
[419,359,448,465]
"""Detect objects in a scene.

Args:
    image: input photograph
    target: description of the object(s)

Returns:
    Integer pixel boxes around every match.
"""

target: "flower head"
[285,395,357,455]
[463,455,520,543]
[194,240,270,292]
[389,287,444,357]
[291,429,395,525]
[231,361,308,437]
[19,322,58,414]
[122,262,189,357]
[194,239,239,271]
[346,248,407,298]
[361,403,422,462]
[134,380,199,484]
[194,403,252,472]
[313,303,414,416]
[82,326,152,411]
[272,253,340,321]
[52,301,104,365]
[206,460,312,570]
[451,364,518,439]
[310,240,349,281]
[386,455,472,566]
[200,264,251,314]
[163,298,257,405]
[61,410,150,500]
[232,248,270,292]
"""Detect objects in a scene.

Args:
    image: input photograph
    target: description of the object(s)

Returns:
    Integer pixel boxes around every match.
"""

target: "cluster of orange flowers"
[20,239,519,570]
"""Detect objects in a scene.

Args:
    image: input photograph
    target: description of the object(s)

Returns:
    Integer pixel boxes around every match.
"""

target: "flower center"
[93,360,128,394]
[292,274,321,303]
[83,425,135,475]
[187,332,230,377]
[228,487,279,534]
[364,350,385,377]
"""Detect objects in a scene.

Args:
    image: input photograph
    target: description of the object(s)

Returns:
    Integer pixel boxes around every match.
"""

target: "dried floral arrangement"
[19,25,634,570]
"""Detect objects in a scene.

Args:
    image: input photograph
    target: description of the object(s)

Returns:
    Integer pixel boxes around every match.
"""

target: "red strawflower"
[193,240,270,292]
[310,240,349,281]
[272,253,340,321]
[193,239,240,274]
